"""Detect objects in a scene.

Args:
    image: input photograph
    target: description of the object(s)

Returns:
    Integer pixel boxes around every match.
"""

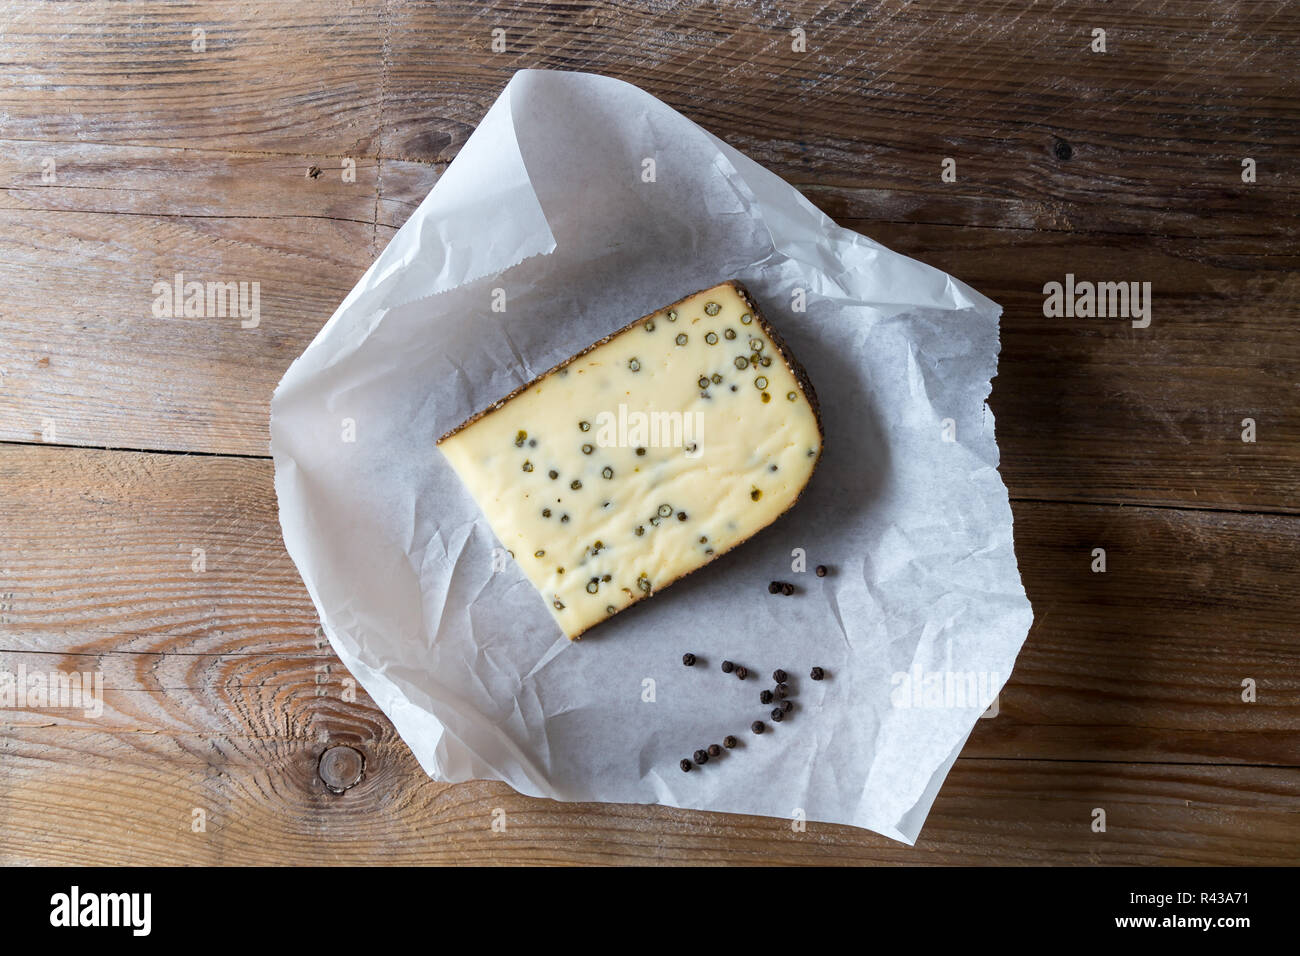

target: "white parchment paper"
[270,70,1033,844]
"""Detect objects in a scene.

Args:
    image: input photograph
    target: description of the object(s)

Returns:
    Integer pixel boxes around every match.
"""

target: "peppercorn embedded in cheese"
[437,280,823,639]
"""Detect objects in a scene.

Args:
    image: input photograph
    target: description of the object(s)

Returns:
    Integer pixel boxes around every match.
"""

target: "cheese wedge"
[438,281,823,639]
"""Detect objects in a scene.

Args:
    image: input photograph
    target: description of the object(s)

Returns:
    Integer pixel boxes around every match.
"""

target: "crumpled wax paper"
[270,69,1033,844]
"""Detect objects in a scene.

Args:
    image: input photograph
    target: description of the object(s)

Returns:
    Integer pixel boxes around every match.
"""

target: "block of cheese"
[437,280,823,639]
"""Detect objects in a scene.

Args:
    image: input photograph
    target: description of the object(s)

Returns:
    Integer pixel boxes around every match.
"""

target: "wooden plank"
[2,159,1295,509]
[3,1,1294,240]
[0,1,386,155]
[857,220,1300,512]
[2,444,1296,766]
[0,141,383,222]
[0,202,370,455]
[381,0,1300,239]
[1,729,1295,864]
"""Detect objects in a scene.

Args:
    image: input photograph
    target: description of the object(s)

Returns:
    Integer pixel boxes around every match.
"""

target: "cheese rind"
[438,281,823,639]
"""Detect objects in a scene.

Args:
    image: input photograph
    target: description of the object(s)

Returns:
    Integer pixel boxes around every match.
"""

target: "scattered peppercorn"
[781,582,795,596]
[723,735,737,749]
[771,707,785,722]
[810,667,825,680]
[759,689,774,705]
[751,721,765,734]
[768,581,782,594]
[680,759,692,773]
[774,683,789,700]
[682,653,696,666]
[773,669,788,683]
[815,565,828,577]
[781,699,793,713]
[721,660,735,673]
[707,744,722,757]
[693,749,709,765]
[735,665,748,680]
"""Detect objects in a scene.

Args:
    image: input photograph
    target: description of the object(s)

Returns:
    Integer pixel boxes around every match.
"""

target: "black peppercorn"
[771,707,785,722]
[721,660,735,673]
[815,565,828,577]
[781,582,795,596]
[774,683,789,700]
[768,581,782,594]
[751,721,765,734]
[707,744,721,757]
[682,653,696,666]
[773,669,788,683]
[693,749,709,765]
[723,735,737,749]
[781,699,793,713]
[735,665,748,680]
[680,759,692,772]
[759,689,774,705]
[810,666,825,680]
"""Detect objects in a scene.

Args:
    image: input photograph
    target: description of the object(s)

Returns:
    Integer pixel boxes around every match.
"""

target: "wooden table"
[2,0,1296,865]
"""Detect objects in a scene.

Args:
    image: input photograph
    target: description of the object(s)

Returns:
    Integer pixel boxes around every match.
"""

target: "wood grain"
[1,444,1295,768]
[3,730,1296,865]
[381,0,1300,239]
[2,162,1296,511]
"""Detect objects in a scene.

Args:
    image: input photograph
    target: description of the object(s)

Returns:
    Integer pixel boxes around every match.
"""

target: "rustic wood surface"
[1,0,1296,865]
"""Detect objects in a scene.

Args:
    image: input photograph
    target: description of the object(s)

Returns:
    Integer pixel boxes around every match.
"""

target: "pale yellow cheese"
[437,281,822,639]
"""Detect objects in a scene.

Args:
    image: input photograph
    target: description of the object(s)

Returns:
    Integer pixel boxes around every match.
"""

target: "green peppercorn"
[705,332,718,345]
[658,504,672,517]
[704,301,721,315]
[601,466,613,479]
[675,333,687,346]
